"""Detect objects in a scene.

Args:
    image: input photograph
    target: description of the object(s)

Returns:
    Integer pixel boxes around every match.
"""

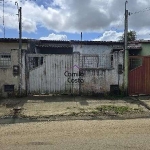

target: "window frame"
[0,53,11,68]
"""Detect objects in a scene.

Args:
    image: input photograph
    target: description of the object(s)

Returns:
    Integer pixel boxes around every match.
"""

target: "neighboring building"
[128,40,150,96]
[0,38,28,97]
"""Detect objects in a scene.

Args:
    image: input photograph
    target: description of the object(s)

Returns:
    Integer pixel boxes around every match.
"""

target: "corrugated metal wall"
[27,52,123,95]
[129,56,150,95]
[28,55,73,94]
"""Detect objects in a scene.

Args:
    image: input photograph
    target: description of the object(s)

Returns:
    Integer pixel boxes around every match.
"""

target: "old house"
[2,38,150,97]
[26,40,124,95]
[0,38,28,97]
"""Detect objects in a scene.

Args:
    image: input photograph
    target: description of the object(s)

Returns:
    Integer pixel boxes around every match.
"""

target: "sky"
[0,0,150,41]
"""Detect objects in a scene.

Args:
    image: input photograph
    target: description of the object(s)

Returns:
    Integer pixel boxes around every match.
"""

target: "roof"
[70,40,123,45]
[0,38,150,45]
[36,44,72,48]
[135,40,150,43]
[0,38,28,43]
[112,45,142,51]
[128,45,142,50]
[0,38,124,45]
[129,40,150,44]
[39,40,70,44]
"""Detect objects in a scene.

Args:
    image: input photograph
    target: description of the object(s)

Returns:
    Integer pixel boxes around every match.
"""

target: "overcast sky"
[0,0,150,41]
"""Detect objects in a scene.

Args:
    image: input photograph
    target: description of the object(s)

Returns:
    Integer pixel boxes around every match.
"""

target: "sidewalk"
[0,95,149,118]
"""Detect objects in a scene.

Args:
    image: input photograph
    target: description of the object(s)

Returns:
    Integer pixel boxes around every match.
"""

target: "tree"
[119,30,137,41]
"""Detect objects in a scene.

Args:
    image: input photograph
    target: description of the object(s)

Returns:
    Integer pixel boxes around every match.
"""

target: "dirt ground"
[0,96,150,120]
[1,119,150,150]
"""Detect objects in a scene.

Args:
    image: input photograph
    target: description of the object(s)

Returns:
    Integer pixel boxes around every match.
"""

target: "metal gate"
[26,54,73,95]
[26,52,123,95]
[129,56,150,95]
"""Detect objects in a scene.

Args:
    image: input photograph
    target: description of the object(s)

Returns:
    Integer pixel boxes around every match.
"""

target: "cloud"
[0,0,120,33]
[136,28,150,40]
[93,30,123,41]
[40,33,68,40]
[0,0,150,40]
[22,18,37,33]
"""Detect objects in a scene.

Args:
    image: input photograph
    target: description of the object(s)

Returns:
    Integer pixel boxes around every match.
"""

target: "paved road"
[0,119,150,150]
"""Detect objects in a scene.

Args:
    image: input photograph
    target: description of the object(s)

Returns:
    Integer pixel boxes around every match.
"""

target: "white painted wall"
[80,51,124,94]
[72,44,124,94]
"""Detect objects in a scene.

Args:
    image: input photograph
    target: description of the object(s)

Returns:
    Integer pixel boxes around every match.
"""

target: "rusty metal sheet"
[129,56,150,95]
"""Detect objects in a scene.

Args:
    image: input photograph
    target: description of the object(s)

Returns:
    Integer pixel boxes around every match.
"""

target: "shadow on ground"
[0,95,148,108]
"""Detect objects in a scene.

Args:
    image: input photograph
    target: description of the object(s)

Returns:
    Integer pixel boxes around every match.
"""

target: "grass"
[67,105,143,116]
[69,112,78,116]
[91,110,99,114]
[66,107,71,109]
[78,108,86,113]
[66,106,76,110]
[95,105,132,114]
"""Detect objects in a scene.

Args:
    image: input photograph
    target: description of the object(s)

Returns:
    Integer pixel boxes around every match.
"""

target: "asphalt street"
[0,119,150,150]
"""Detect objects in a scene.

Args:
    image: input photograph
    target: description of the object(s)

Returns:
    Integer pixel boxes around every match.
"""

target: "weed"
[79,108,84,110]
[96,105,132,114]
[69,112,78,116]
[133,108,143,112]
[78,108,86,113]
[91,110,99,114]
[66,107,70,109]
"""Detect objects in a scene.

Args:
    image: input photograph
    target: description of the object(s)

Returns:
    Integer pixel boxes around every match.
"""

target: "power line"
[129,7,150,16]
[0,0,37,38]
[111,15,125,31]
[0,0,14,38]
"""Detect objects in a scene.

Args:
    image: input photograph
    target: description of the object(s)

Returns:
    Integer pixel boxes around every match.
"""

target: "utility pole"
[19,7,22,96]
[124,0,129,95]
[15,2,22,96]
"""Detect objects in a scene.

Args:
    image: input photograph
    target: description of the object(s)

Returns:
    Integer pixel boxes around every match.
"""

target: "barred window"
[0,53,11,68]
[80,54,113,69]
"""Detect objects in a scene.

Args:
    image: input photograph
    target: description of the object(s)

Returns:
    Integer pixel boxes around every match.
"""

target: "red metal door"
[128,56,150,95]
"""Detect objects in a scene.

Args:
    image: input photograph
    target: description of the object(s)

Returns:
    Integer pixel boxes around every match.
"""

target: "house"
[128,40,150,95]
[2,38,150,97]
[26,40,124,95]
[0,38,28,97]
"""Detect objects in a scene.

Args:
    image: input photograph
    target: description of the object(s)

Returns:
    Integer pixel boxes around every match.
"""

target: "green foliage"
[96,105,131,114]
[69,112,78,116]
[119,30,137,41]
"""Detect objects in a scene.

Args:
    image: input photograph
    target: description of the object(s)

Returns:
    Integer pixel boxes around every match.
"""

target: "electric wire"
[129,7,150,16]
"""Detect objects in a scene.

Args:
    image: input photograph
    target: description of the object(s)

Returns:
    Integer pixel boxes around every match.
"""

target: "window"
[80,55,99,68]
[28,57,43,70]
[0,53,11,68]
[111,55,113,67]
[80,54,113,69]
[4,85,14,92]
[129,57,142,70]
